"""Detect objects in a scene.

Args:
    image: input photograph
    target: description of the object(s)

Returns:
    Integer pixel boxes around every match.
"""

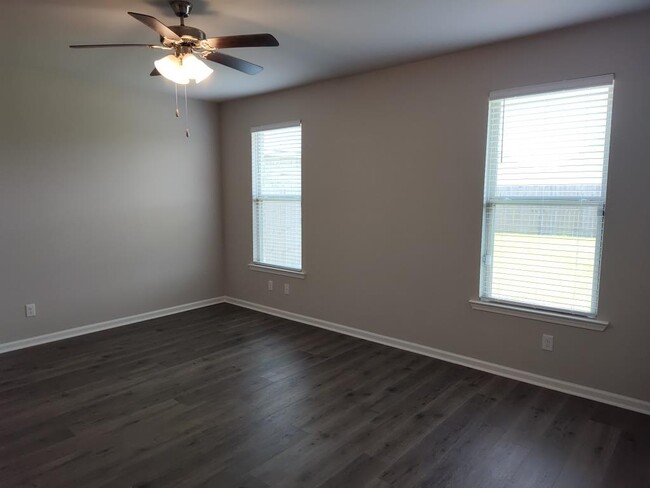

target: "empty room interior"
[2,0,650,486]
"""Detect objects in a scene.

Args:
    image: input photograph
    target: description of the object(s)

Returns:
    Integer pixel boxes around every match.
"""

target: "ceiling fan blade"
[128,12,181,41]
[205,52,263,75]
[70,43,159,49]
[150,68,161,76]
[205,33,279,49]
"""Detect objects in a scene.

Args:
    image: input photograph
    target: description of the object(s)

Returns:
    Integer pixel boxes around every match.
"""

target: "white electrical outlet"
[25,303,37,318]
[268,280,274,291]
[542,334,553,351]
[284,283,290,295]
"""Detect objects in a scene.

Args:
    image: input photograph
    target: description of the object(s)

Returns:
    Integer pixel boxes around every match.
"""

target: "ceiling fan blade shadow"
[205,34,279,49]
[205,52,263,75]
[150,68,161,76]
[128,12,181,41]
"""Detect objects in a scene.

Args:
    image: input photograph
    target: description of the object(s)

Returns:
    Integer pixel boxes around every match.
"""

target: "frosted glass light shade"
[154,55,190,85]
[181,54,214,83]
[154,54,214,85]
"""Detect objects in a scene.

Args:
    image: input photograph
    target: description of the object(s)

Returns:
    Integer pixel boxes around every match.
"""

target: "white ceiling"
[9,0,650,101]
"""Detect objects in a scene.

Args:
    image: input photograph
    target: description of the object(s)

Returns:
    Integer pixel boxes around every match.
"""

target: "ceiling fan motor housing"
[167,25,206,41]
[170,0,193,18]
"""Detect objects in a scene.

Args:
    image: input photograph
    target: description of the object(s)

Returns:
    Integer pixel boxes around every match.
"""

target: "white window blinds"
[252,122,302,271]
[480,76,614,316]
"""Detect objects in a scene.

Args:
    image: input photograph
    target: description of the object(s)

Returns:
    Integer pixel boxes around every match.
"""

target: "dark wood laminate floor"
[0,304,648,488]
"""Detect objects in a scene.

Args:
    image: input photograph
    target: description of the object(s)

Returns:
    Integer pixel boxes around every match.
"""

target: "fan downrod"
[170,1,193,19]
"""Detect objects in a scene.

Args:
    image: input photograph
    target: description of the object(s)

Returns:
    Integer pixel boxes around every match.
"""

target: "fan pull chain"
[175,83,180,118]
[184,85,190,138]
[171,83,189,138]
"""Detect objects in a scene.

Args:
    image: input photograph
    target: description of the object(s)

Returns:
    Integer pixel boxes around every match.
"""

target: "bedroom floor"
[0,303,648,487]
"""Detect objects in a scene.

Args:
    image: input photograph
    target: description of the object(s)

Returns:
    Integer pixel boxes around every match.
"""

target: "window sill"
[249,263,306,279]
[468,299,608,331]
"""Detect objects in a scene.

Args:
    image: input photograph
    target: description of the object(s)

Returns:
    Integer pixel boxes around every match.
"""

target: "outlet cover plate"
[25,303,37,318]
[542,334,553,351]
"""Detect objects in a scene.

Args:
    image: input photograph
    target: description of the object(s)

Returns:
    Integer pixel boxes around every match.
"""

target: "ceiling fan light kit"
[155,55,190,85]
[154,53,213,85]
[181,54,214,83]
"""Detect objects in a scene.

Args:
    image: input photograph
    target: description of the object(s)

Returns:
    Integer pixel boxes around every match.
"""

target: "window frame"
[476,75,614,324]
[250,120,304,274]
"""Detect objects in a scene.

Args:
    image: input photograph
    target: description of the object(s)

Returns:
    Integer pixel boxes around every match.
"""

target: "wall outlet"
[267,280,274,291]
[284,283,290,295]
[25,303,37,318]
[542,334,553,351]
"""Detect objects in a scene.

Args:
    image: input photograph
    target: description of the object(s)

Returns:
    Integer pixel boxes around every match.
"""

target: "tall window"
[480,76,614,317]
[252,122,302,271]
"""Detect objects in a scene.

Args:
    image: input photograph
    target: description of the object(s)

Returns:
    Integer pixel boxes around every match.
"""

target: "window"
[252,122,302,271]
[479,76,614,317]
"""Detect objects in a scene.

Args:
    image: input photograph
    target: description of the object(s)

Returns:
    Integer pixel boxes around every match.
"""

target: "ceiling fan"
[70,0,279,84]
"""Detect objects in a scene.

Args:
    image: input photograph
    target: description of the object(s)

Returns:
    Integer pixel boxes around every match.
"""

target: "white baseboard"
[0,297,226,354]
[225,297,650,416]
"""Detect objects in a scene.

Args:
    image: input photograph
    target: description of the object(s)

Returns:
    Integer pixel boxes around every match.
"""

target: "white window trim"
[251,120,302,133]
[469,300,608,331]
[489,74,614,100]
[248,263,306,279]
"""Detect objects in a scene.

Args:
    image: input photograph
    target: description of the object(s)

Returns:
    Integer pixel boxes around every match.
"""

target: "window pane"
[484,204,600,314]
[480,79,613,316]
[253,199,302,270]
[253,126,301,199]
[252,124,302,270]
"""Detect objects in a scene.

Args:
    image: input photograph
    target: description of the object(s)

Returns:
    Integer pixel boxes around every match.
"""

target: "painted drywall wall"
[219,12,650,402]
[0,63,223,344]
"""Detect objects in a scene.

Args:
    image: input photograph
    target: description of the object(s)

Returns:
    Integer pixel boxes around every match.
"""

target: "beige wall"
[0,63,223,344]
[219,13,650,402]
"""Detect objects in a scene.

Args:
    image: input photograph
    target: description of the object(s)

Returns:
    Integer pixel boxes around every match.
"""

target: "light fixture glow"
[181,54,214,83]
[154,53,213,85]
[154,54,190,85]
